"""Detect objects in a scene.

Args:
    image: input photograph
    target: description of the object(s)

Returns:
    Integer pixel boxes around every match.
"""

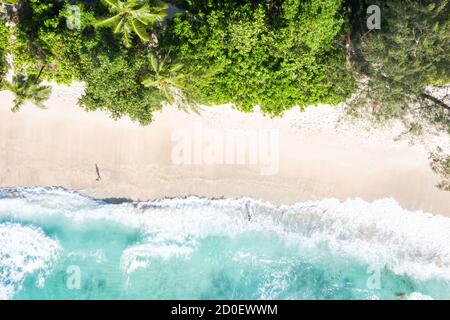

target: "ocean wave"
[0,222,61,300]
[132,195,450,281]
[0,187,449,286]
[121,243,194,274]
[407,292,434,300]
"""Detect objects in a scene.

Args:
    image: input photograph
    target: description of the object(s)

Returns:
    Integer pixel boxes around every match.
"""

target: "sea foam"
[0,187,449,299]
[0,222,61,300]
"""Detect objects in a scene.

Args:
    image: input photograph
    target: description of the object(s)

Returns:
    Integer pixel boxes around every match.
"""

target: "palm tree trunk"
[421,92,450,112]
[36,65,45,81]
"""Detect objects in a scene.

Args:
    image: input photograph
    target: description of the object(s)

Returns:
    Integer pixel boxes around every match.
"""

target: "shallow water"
[0,187,449,300]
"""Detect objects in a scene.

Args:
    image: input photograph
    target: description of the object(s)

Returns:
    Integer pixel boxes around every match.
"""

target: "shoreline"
[1,83,450,217]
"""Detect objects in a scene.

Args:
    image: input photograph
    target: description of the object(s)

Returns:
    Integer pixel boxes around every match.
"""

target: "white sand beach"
[1,83,449,217]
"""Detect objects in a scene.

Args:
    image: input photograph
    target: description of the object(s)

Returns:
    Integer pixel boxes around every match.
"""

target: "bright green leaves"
[131,19,150,41]
[94,0,168,48]
[168,0,352,114]
[78,49,164,125]
[348,0,450,132]
[0,21,8,85]
[141,53,187,104]
[5,71,52,112]
[95,14,122,28]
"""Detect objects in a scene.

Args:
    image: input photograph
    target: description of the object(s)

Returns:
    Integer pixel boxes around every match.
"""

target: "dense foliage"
[77,41,165,124]
[344,0,450,189]
[6,0,166,123]
[430,148,450,191]
[94,0,167,48]
[5,66,51,111]
[2,0,449,122]
[0,1,449,185]
[10,0,81,82]
[1,0,355,123]
[346,0,450,135]
[0,20,8,87]
[167,0,354,114]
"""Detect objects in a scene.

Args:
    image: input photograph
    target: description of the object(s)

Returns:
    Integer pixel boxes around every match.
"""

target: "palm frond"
[141,77,158,88]
[162,87,174,104]
[149,54,159,74]
[168,80,186,90]
[100,0,120,11]
[121,23,133,47]
[6,74,51,112]
[95,0,168,47]
[132,5,167,25]
[170,64,184,73]
[113,18,125,34]
[124,0,142,10]
[94,14,122,28]
[130,19,149,42]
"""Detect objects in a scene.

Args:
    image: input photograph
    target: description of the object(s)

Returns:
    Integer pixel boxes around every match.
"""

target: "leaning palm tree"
[94,0,167,48]
[5,66,51,112]
[141,53,186,104]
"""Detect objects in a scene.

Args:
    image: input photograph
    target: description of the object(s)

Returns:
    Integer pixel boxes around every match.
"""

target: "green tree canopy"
[347,0,450,134]
[5,66,51,111]
[0,20,8,86]
[167,0,353,114]
[430,148,450,191]
[141,53,186,104]
[95,0,168,48]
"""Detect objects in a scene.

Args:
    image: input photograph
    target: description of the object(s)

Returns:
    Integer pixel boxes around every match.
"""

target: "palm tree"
[141,53,186,104]
[5,66,51,112]
[94,0,167,48]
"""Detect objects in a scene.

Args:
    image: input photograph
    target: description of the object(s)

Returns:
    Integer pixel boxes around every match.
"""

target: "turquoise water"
[0,187,449,300]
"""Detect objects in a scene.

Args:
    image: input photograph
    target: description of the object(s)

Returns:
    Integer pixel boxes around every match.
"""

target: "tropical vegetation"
[142,53,186,104]
[5,66,51,111]
[0,0,449,187]
[430,148,450,191]
[0,20,8,85]
[346,0,450,135]
[94,0,167,48]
